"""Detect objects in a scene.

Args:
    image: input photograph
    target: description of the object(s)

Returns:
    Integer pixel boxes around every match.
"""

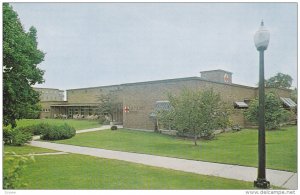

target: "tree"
[4,152,35,189]
[97,92,122,122]
[3,3,45,128]
[265,73,293,89]
[157,88,231,146]
[244,91,291,130]
[291,88,297,104]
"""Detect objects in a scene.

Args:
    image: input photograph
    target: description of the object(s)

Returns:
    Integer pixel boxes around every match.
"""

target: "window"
[43,109,50,112]
[154,101,171,113]
[74,108,79,114]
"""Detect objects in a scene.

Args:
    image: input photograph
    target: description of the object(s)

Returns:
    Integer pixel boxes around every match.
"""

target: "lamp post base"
[254,178,270,189]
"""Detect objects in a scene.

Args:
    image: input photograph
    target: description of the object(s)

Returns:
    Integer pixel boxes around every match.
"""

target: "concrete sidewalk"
[29,140,297,189]
[76,125,123,134]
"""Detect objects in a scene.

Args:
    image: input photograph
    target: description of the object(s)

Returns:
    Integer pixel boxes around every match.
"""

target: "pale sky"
[10,2,297,91]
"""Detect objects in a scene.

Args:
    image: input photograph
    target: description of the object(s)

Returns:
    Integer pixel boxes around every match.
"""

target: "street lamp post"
[253,21,270,189]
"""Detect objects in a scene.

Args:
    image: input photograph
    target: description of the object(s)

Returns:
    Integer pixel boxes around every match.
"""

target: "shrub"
[32,123,52,135]
[200,129,215,140]
[244,91,291,130]
[98,116,107,125]
[176,129,193,138]
[3,152,35,189]
[158,88,230,145]
[3,127,32,146]
[9,123,51,136]
[59,124,76,139]
[3,127,13,144]
[111,125,118,130]
[40,123,76,140]
[14,126,34,134]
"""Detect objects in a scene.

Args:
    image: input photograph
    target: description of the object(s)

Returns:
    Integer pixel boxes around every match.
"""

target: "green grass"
[3,145,254,189]
[14,119,101,130]
[4,145,58,155]
[55,126,297,172]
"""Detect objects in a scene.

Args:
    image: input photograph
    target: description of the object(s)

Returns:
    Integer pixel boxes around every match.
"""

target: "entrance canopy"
[280,97,297,108]
[234,101,249,109]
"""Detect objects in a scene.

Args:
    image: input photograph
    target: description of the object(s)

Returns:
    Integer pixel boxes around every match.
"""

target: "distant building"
[34,88,64,101]
[37,70,296,130]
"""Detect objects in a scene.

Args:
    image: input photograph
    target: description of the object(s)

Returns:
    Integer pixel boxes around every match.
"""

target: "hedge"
[40,123,76,140]
[3,123,76,145]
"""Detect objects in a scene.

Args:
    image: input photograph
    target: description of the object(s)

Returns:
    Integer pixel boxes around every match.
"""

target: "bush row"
[40,123,76,140]
[3,123,76,146]
[3,128,32,146]
[16,123,53,135]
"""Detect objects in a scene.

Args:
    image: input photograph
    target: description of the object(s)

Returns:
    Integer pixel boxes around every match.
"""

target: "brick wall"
[34,88,64,101]
[122,78,257,130]
[67,85,123,104]
[59,78,293,130]
[40,101,66,118]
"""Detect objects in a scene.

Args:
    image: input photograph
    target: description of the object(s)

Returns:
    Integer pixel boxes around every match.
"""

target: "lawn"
[55,126,297,172]
[4,145,58,155]
[14,119,101,130]
[3,145,254,189]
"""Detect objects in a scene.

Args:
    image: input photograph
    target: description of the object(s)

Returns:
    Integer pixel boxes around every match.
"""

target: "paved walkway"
[76,125,123,134]
[29,138,297,189]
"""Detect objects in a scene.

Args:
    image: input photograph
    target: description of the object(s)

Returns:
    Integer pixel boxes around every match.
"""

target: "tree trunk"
[110,113,114,122]
[194,135,198,146]
[154,119,159,132]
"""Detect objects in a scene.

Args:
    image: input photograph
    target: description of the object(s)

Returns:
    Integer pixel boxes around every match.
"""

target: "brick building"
[34,87,64,101]
[33,88,66,118]
[38,70,295,130]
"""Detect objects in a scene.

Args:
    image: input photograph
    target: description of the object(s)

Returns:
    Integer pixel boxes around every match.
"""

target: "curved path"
[30,126,297,190]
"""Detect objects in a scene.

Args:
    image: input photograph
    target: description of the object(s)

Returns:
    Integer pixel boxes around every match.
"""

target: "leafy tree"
[3,152,35,189]
[3,3,45,128]
[157,88,231,146]
[155,109,173,131]
[265,73,293,89]
[244,91,291,130]
[291,88,297,104]
[97,92,122,122]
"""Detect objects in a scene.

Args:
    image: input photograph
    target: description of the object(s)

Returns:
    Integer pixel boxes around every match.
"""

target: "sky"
[10,2,297,91]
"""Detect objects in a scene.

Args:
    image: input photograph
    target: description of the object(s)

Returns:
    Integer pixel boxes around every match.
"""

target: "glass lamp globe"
[254,21,270,51]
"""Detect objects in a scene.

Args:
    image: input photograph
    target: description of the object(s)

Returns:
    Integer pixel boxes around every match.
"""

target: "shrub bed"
[31,123,53,135]
[111,125,118,130]
[40,123,76,140]
[3,128,32,146]
[3,123,76,144]
[15,123,52,136]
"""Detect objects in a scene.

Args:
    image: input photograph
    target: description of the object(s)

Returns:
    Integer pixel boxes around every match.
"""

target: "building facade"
[33,88,66,118]
[37,70,295,130]
[34,88,64,101]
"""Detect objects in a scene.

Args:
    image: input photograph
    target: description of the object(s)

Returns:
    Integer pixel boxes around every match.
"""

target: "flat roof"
[33,87,64,92]
[67,76,258,91]
[200,69,233,74]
